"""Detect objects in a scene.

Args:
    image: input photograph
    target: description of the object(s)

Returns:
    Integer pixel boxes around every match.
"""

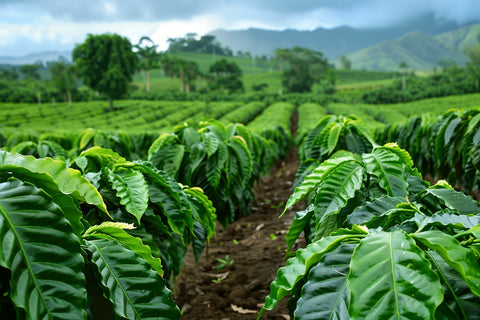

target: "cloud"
[1,0,479,56]
[3,0,480,26]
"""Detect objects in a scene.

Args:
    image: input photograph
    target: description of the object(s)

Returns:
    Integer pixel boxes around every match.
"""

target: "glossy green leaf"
[313,159,364,231]
[0,169,84,238]
[414,212,480,231]
[413,231,480,297]
[0,179,86,319]
[285,204,314,250]
[347,196,405,227]
[86,238,180,320]
[326,122,342,155]
[349,231,443,319]
[363,147,408,197]
[0,150,109,215]
[421,187,480,214]
[283,156,354,215]
[427,251,480,320]
[84,222,164,277]
[206,142,228,188]
[258,232,367,319]
[107,168,149,224]
[294,243,356,320]
[203,131,220,157]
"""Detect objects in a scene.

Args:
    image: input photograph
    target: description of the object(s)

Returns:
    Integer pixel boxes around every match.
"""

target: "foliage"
[0,150,183,319]
[208,58,244,94]
[275,47,332,93]
[73,33,138,109]
[295,114,376,187]
[361,66,479,104]
[147,120,273,226]
[375,108,480,194]
[50,60,77,105]
[247,102,295,159]
[167,34,233,56]
[134,36,161,93]
[260,144,480,319]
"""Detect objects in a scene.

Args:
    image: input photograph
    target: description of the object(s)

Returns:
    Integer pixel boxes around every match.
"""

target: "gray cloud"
[2,0,480,27]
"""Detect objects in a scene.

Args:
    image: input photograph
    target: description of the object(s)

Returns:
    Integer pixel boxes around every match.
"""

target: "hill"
[208,14,476,59]
[346,31,469,71]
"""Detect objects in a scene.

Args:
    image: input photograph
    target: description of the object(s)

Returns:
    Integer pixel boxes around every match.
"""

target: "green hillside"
[346,30,469,71]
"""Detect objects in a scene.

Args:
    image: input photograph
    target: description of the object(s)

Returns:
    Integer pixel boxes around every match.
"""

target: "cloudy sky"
[1,0,479,57]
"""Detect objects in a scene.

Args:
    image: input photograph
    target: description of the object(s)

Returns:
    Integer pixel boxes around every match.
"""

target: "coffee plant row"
[0,99,298,318]
[260,110,480,319]
[376,108,480,196]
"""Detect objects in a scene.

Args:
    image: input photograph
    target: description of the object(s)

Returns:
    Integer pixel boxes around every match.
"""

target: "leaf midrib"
[0,204,52,319]
[389,232,401,320]
[89,240,141,320]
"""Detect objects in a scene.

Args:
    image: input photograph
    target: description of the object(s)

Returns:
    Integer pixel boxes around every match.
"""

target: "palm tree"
[134,36,160,93]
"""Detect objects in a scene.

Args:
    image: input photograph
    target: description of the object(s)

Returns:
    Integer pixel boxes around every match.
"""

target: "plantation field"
[1,92,480,319]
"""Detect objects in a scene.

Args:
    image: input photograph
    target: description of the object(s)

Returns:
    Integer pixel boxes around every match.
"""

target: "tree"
[50,61,76,105]
[19,64,41,80]
[275,47,331,93]
[399,61,409,90]
[464,36,480,91]
[208,59,244,94]
[134,36,160,93]
[339,55,352,70]
[73,33,137,109]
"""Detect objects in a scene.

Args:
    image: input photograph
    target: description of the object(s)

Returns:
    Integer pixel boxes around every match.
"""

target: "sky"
[1,0,480,57]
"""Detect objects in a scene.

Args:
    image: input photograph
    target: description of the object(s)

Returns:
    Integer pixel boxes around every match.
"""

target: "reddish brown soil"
[174,146,304,320]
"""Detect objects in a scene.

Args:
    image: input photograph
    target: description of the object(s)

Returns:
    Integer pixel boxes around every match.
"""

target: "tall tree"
[19,64,41,80]
[208,59,244,94]
[50,61,76,105]
[339,55,352,70]
[275,47,330,93]
[134,36,160,93]
[73,33,137,109]
[464,36,480,91]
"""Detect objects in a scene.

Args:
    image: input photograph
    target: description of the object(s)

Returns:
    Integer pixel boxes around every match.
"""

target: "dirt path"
[174,144,304,320]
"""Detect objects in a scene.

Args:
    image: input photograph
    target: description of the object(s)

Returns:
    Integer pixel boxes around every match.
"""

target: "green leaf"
[0,150,109,216]
[347,196,405,227]
[421,187,480,214]
[283,156,354,215]
[148,144,184,178]
[203,131,220,157]
[294,243,356,320]
[349,231,443,319]
[363,147,408,197]
[285,205,314,250]
[84,222,164,277]
[326,122,342,155]
[313,159,364,232]
[413,231,480,297]
[132,161,193,235]
[414,212,480,231]
[107,168,149,224]
[206,142,228,188]
[0,179,86,319]
[183,187,216,241]
[444,118,462,147]
[0,169,84,238]
[86,238,180,320]
[258,232,367,318]
[427,251,480,320]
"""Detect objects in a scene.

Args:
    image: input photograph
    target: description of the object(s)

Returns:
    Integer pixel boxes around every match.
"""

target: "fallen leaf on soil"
[231,304,257,314]
[202,271,229,280]
[255,223,264,231]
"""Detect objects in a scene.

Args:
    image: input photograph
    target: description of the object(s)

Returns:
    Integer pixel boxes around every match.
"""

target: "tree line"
[0,33,337,106]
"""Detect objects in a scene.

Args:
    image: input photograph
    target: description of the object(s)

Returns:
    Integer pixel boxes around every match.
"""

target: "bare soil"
[174,145,304,320]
